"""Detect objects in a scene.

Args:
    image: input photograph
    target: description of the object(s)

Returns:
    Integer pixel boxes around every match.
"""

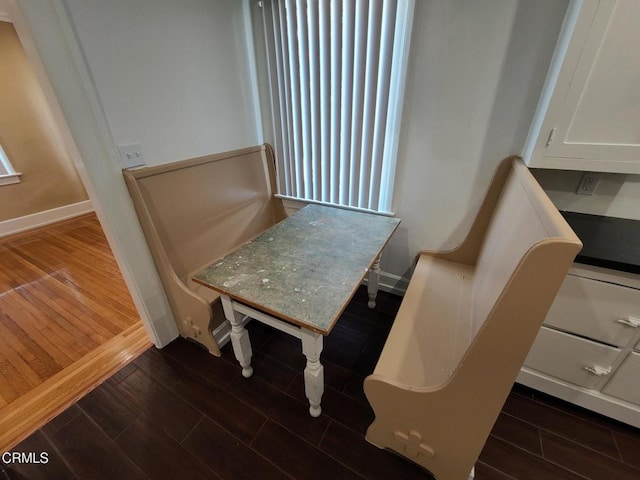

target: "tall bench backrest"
[129,146,285,282]
[124,144,286,355]
[470,160,577,337]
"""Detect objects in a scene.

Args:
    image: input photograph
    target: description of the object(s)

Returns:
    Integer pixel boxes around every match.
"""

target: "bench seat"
[364,156,582,480]
[124,144,286,355]
[374,256,474,390]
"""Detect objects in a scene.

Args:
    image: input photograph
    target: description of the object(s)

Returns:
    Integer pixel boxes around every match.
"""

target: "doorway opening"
[0,16,149,451]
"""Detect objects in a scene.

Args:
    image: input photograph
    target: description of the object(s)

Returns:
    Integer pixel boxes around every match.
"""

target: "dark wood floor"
[2,288,638,480]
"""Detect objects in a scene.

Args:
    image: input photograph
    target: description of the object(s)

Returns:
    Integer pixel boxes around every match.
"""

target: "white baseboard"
[363,270,409,297]
[212,314,251,350]
[377,271,409,296]
[0,200,94,238]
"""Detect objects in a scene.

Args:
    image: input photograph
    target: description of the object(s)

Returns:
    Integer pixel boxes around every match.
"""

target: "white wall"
[532,169,640,221]
[249,0,570,282]
[14,0,261,346]
[16,0,577,344]
[384,0,569,279]
[64,0,259,164]
[0,1,8,20]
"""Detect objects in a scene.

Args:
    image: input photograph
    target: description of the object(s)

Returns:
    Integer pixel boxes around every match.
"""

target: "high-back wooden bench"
[123,144,286,355]
[364,157,582,480]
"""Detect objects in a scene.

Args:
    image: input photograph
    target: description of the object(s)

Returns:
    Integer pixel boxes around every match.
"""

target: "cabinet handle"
[615,317,640,328]
[583,365,611,376]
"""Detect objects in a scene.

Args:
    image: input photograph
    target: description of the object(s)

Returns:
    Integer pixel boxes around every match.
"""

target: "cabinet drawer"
[602,352,640,405]
[525,327,620,388]
[544,274,640,347]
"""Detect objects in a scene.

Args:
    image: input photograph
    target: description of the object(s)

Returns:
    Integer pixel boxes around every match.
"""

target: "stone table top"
[193,204,400,334]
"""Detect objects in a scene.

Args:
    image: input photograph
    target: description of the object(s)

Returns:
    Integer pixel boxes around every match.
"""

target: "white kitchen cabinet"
[522,0,640,174]
[602,352,640,404]
[543,274,640,347]
[518,264,640,427]
[525,327,620,388]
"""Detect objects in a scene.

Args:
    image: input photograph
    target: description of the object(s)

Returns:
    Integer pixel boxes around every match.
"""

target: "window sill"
[0,173,22,186]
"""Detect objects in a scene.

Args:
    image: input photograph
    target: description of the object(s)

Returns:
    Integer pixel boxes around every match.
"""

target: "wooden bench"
[123,144,286,355]
[364,157,582,480]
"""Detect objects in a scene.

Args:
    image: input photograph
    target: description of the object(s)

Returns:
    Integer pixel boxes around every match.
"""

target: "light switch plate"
[118,144,146,168]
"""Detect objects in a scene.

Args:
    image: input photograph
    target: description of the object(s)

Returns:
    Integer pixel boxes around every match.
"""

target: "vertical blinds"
[261,0,414,213]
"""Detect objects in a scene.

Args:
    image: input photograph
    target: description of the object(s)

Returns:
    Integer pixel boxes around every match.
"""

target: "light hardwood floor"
[0,214,150,449]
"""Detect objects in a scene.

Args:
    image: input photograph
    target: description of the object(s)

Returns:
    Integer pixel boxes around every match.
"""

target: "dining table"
[193,203,400,416]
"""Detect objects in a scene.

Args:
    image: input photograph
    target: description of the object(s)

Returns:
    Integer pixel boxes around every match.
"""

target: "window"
[0,143,21,185]
[260,0,414,213]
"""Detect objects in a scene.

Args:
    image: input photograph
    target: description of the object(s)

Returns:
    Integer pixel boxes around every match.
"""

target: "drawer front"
[602,352,640,405]
[544,274,640,347]
[525,327,620,388]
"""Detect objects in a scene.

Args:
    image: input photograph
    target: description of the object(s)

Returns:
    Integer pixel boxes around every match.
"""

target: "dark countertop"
[561,211,640,275]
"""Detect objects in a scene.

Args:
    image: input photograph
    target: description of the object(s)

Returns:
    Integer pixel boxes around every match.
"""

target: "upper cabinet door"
[523,0,640,174]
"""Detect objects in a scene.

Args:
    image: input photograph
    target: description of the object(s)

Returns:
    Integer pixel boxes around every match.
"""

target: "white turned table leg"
[367,256,381,309]
[221,295,253,378]
[300,329,324,417]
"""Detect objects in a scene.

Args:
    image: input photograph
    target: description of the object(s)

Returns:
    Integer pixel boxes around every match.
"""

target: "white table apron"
[219,260,382,417]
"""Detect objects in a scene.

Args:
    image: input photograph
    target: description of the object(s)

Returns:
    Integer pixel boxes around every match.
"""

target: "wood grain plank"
[0,323,150,452]
[319,420,433,480]
[0,430,75,480]
[50,411,146,480]
[541,430,640,480]
[501,392,620,459]
[0,214,147,450]
[0,294,75,368]
[0,309,59,379]
[117,367,203,443]
[490,413,543,456]
[227,370,330,446]
[13,245,133,302]
[18,286,101,351]
[479,435,585,480]
[116,415,221,480]
[11,267,132,338]
[613,431,640,470]
[78,376,142,439]
[183,417,290,480]
[253,420,362,480]
[7,248,136,328]
[0,361,22,403]
[6,288,94,360]
[172,368,266,444]
[0,332,42,395]
[28,283,114,344]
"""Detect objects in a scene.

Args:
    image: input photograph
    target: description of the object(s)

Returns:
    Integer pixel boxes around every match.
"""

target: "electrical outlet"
[118,144,146,168]
[576,172,601,195]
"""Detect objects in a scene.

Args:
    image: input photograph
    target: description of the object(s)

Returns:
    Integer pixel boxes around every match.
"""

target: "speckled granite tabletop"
[194,204,400,334]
